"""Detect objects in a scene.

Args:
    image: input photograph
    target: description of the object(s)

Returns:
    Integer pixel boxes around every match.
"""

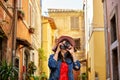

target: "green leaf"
[0,60,18,80]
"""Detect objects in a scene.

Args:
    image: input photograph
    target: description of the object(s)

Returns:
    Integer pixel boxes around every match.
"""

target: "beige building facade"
[28,0,42,76]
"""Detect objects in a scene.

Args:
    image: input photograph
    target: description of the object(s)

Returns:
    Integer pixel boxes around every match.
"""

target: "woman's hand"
[55,43,62,54]
[67,46,77,62]
[53,43,61,61]
[67,46,74,55]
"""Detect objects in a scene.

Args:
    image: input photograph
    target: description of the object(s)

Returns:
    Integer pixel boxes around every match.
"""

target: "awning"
[16,37,34,50]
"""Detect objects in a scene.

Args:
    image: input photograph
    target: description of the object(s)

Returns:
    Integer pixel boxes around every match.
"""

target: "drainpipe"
[11,0,18,65]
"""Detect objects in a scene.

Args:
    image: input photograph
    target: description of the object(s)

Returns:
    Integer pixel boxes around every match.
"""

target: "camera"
[60,41,71,50]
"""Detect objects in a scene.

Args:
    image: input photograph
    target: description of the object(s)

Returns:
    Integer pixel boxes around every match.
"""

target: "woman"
[48,36,81,80]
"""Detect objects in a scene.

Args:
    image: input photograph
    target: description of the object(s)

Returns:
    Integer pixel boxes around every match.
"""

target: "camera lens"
[60,41,71,50]
[64,41,70,48]
[60,45,66,49]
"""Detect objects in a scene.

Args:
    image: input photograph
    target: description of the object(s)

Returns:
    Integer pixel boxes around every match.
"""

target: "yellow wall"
[93,0,104,27]
[42,17,56,78]
[88,34,95,80]
[42,22,50,78]
[94,32,106,80]
[87,0,106,80]
[88,32,106,80]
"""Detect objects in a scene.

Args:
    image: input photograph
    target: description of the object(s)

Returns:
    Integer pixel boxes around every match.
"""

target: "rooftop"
[48,9,83,13]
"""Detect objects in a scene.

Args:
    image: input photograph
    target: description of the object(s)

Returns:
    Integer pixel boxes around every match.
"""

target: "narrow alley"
[0,0,120,80]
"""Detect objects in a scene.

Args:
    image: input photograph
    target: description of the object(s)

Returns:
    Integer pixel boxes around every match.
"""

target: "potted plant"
[25,61,37,80]
[39,72,47,80]
[17,9,25,20]
[81,73,87,80]
[29,27,35,34]
[0,60,18,80]
[27,61,37,75]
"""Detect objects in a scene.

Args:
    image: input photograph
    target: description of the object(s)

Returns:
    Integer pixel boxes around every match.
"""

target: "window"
[18,0,22,9]
[24,50,30,69]
[32,53,34,62]
[28,4,35,28]
[71,17,79,30]
[109,6,119,80]
[14,58,19,80]
[0,32,7,63]
[110,15,117,43]
[112,48,119,80]
[74,38,80,50]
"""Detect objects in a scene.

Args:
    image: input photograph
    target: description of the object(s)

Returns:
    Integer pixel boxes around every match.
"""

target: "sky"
[42,0,83,16]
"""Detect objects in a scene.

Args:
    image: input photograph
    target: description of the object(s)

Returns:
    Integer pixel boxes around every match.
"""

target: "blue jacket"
[48,54,81,80]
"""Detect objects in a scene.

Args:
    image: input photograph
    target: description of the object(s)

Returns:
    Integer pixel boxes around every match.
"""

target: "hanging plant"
[4,0,8,2]
[0,35,3,38]
[17,9,25,20]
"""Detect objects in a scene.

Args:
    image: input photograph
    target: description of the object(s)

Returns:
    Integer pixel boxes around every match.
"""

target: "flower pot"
[29,28,35,34]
